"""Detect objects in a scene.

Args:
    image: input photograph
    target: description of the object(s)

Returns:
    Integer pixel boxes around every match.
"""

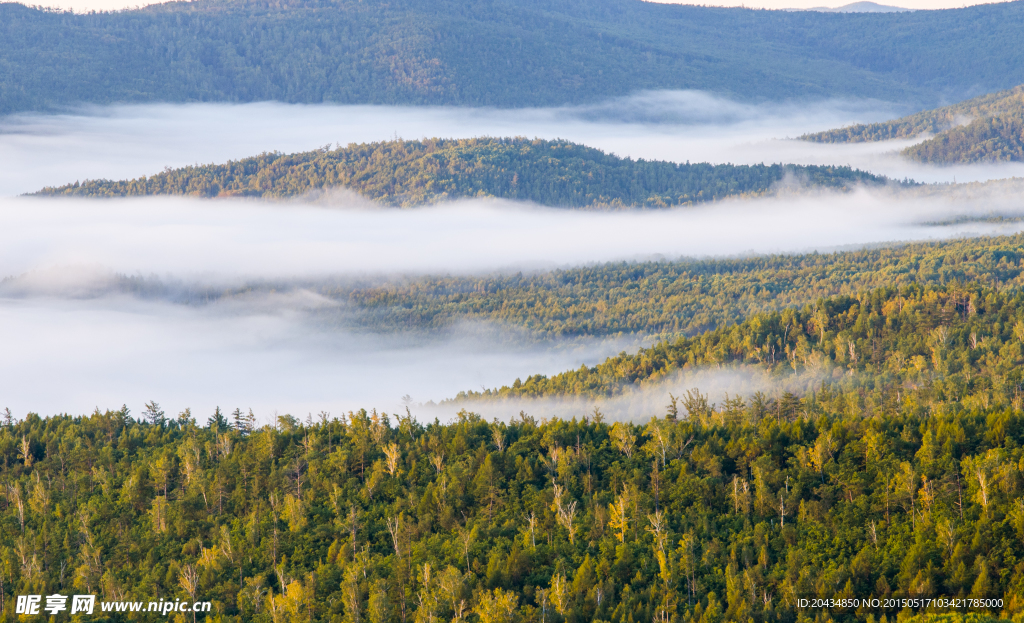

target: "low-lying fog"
[3,91,1023,197]
[421,365,831,424]
[5,90,1024,421]
[0,294,636,423]
[4,189,1024,279]
[3,185,1024,420]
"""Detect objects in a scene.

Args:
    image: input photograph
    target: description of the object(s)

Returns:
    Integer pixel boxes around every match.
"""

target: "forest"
[3,0,1024,114]
[33,138,890,207]
[802,85,1024,163]
[903,115,1024,164]
[2,280,1024,622]
[335,232,1024,342]
[802,85,1024,144]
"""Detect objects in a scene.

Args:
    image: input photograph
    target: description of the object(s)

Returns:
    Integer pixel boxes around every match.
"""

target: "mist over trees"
[4,232,1024,620]
[458,283,1024,402]
[802,84,1024,163]
[803,86,1024,144]
[7,0,1024,620]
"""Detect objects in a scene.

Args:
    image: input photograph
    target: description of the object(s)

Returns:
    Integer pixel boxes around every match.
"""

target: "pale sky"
[16,0,1014,14]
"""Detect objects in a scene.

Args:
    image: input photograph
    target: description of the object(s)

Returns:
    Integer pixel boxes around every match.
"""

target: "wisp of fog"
[4,91,1023,197]
[419,364,831,424]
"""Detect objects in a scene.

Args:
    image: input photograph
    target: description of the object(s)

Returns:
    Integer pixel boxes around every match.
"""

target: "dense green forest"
[3,0,1024,113]
[3,281,1024,622]
[33,138,889,207]
[802,85,1024,163]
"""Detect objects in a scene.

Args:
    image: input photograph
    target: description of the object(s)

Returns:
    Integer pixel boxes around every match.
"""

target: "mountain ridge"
[4,0,1024,113]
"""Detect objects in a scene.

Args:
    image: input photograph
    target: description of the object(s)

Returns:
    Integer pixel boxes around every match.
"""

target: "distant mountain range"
[3,0,1024,113]
[34,137,893,207]
[804,2,912,12]
[802,84,1024,163]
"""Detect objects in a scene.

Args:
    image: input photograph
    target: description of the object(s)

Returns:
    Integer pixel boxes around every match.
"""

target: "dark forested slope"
[3,0,1024,113]
[34,137,888,206]
[802,85,1024,163]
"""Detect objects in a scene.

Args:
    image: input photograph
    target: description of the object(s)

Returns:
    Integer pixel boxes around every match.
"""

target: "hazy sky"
[19,0,1009,15]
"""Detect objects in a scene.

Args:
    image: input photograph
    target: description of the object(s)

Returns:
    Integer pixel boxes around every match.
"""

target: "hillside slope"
[460,281,1024,403]
[4,0,1024,113]
[802,84,1024,163]
[803,85,1024,143]
[34,137,890,207]
[903,114,1024,163]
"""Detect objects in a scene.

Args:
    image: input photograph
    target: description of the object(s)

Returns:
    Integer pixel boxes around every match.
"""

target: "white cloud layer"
[2,185,1024,420]
[10,0,1010,19]
[0,293,631,424]
[2,189,1023,281]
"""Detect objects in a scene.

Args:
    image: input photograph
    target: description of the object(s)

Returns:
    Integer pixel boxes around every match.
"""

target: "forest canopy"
[457,282,1024,401]
[4,224,1024,623]
[33,138,891,208]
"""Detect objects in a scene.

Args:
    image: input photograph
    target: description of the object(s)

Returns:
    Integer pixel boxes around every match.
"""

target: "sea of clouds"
[3,91,1024,421]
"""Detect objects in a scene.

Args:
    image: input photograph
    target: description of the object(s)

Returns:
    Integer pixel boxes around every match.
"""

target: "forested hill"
[34,138,890,207]
[803,85,1024,143]
[903,115,1024,164]
[802,85,1024,163]
[4,0,1024,113]
[459,282,1024,404]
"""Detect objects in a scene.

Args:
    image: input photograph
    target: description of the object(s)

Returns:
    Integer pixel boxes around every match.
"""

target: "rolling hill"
[33,137,892,207]
[4,0,1024,113]
[802,84,1024,163]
